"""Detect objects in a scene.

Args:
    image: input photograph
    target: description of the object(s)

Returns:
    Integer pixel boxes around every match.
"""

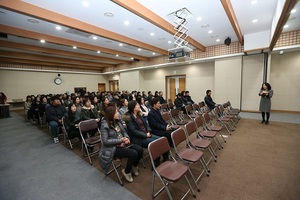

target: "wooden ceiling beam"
[0,57,103,71]
[0,40,130,65]
[0,50,113,68]
[269,0,298,51]
[0,0,168,56]
[0,24,149,62]
[111,0,206,52]
[220,0,244,45]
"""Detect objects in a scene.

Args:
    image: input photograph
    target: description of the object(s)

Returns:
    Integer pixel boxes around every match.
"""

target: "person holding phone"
[258,82,273,125]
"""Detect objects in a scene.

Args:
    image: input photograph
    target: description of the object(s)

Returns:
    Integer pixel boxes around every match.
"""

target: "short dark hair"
[206,90,211,95]
[128,100,138,113]
[82,97,91,105]
[151,97,160,106]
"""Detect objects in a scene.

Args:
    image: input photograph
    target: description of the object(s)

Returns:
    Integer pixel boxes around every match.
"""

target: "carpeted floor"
[3,110,300,200]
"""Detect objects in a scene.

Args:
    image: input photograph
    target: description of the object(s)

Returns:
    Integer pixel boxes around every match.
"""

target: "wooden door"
[179,77,186,93]
[169,78,176,102]
[98,83,106,92]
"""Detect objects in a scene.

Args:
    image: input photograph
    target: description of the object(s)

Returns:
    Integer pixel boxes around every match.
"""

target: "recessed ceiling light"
[291,9,296,14]
[116,54,119,57]
[104,12,114,17]
[216,39,220,42]
[119,43,123,46]
[93,36,97,40]
[196,17,202,21]
[208,30,213,34]
[251,0,257,5]
[168,40,172,44]
[283,24,289,29]
[138,27,144,31]
[252,19,258,23]
[55,26,62,30]
[97,51,101,53]
[82,1,89,7]
[73,46,77,49]
[124,21,130,25]
[130,57,134,60]
[40,40,45,43]
[150,32,155,36]
[138,48,141,51]
[201,24,209,28]
[27,19,39,23]
[152,52,156,55]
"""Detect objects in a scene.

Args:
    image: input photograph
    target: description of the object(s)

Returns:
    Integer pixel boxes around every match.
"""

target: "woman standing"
[259,82,273,125]
[99,106,143,183]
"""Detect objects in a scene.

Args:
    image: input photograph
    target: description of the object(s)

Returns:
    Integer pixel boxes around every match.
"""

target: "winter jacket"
[45,104,67,122]
[81,105,99,120]
[148,108,168,137]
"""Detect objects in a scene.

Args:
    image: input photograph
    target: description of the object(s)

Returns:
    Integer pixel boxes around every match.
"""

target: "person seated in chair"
[185,91,195,105]
[46,95,67,143]
[64,103,81,141]
[204,89,218,110]
[99,105,143,183]
[174,93,185,112]
[122,100,160,148]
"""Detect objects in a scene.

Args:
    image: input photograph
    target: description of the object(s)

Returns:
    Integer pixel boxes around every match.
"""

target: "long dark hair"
[261,82,272,90]
[67,103,76,120]
[104,105,118,127]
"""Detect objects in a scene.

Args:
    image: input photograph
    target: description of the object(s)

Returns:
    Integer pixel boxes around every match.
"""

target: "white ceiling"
[0,0,299,71]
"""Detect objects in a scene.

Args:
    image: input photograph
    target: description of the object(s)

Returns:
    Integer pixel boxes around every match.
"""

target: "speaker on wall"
[224,37,231,46]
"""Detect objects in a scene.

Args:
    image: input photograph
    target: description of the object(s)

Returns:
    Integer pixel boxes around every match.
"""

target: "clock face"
[54,77,62,85]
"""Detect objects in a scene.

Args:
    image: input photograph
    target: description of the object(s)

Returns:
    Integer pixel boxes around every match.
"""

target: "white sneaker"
[132,166,139,176]
[53,137,59,144]
[122,169,133,183]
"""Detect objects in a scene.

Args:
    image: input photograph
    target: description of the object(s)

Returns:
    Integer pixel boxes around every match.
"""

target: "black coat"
[148,108,168,137]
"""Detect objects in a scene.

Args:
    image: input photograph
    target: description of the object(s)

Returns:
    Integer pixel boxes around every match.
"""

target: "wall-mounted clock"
[54,77,62,85]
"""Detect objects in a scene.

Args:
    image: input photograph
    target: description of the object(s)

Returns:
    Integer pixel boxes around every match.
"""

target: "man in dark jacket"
[46,95,67,143]
[148,98,172,145]
[204,90,217,110]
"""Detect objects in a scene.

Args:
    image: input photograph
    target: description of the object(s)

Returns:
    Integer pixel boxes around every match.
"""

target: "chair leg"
[187,166,201,192]
[183,175,196,198]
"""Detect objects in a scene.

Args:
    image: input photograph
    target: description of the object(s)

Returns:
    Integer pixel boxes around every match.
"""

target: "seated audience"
[38,95,48,125]
[185,91,194,105]
[46,95,67,143]
[92,96,101,114]
[99,96,110,119]
[123,100,160,148]
[73,96,82,113]
[118,98,128,117]
[158,91,166,104]
[174,93,185,112]
[147,98,173,146]
[204,89,218,110]
[64,103,81,140]
[24,95,32,121]
[136,96,149,120]
[81,97,100,122]
[99,106,143,183]
[28,96,40,124]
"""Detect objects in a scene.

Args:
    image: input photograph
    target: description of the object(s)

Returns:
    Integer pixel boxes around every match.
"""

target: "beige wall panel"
[270,51,300,111]
[0,70,108,101]
[119,71,140,92]
[215,56,242,109]
[241,54,264,111]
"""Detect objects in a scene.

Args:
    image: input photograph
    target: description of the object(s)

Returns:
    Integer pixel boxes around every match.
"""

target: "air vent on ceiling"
[65,28,92,38]
[123,45,137,50]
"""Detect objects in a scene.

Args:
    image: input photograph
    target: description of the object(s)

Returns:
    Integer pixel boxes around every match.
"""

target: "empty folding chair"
[171,128,209,186]
[185,105,198,120]
[202,112,226,144]
[184,121,217,165]
[213,106,234,135]
[78,119,101,165]
[194,116,222,151]
[167,102,175,110]
[219,105,236,127]
[160,103,169,114]
[148,137,196,200]
[161,112,179,130]
[198,101,210,113]
[170,109,188,126]
[192,103,203,115]
[223,102,241,120]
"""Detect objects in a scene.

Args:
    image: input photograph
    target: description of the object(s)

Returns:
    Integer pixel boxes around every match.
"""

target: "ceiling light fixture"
[55,26,62,30]
[40,40,45,43]
[119,43,123,46]
[130,57,134,60]
[168,40,172,44]
[150,33,155,36]
[82,1,89,7]
[196,17,202,21]
[152,52,156,55]
[291,9,296,14]
[124,21,130,25]
[208,30,213,34]
[283,24,289,29]
[251,0,257,5]
[93,36,97,40]
[216,39,220,42]
[97,51,101,53]
[27,19,39,23]
[73,46,77,49]
[252,19,258,23]
[138,48,141,51]
[116,54,119,57]
[104,12,114,17]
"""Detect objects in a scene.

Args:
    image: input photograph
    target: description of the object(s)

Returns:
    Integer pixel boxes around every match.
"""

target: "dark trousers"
[261,112,270,122]
[115,144,143,173]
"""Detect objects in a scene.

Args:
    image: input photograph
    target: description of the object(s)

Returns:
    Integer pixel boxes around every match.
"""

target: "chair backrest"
[148,137,170,161]
[161,103,169,112]
[185,105,193,114]
[168,102,174,110]
[199,101,205,108]
[171,128,187,147]
[161,112,171,122]
[192,103,200,111]
[202,112,211,124]
[167,99,172,104]
[185,121,197,136]
[194,116,203,129]
[79,119,99,133]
